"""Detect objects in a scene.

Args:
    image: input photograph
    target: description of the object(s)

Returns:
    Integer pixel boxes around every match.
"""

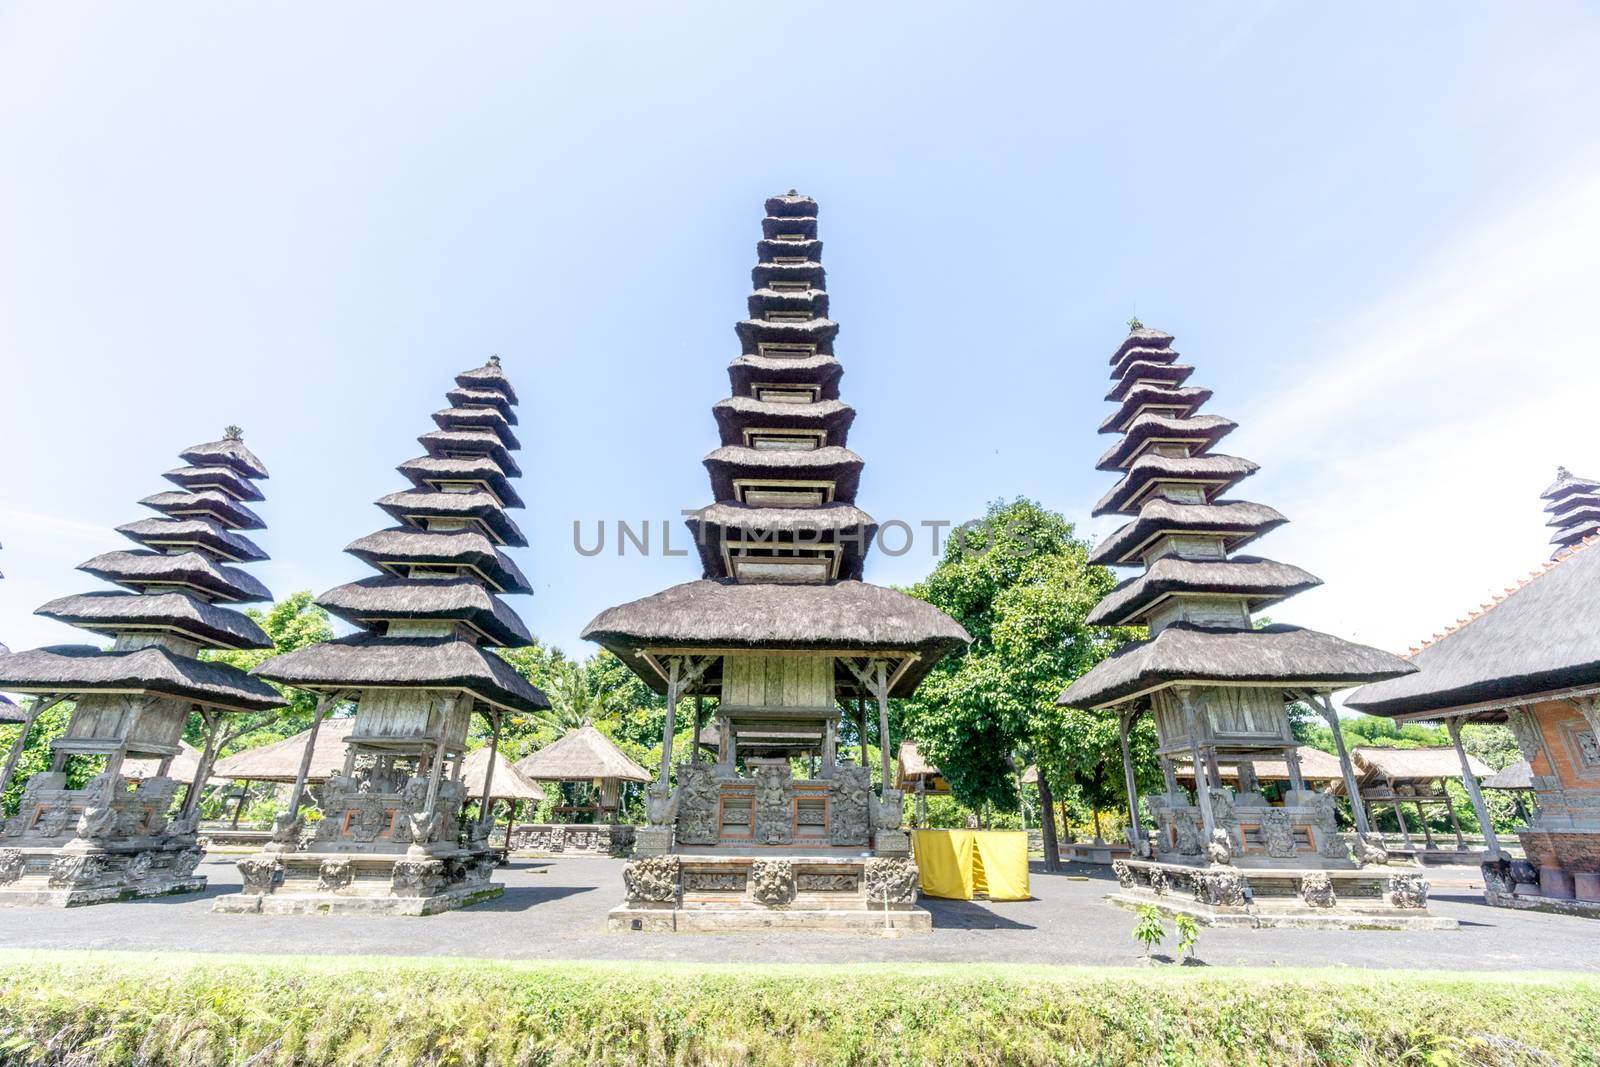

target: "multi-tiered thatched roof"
[1061,328,1412,708]
[252,359,548,715]
[0,431,284,713]
[1541,466,1600,558]
[582,193,968,696]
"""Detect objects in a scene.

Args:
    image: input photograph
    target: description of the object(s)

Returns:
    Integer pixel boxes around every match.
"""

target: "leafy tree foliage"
[200,591,336,755]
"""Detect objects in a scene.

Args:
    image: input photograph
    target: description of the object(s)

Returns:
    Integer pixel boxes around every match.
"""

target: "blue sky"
[2,3,1598,667]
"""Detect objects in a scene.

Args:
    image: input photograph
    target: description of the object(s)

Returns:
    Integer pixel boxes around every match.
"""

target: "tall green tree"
[198,590,336,756]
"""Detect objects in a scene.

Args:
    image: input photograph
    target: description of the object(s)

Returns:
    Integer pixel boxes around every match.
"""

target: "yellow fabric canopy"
[912,830,1030,901]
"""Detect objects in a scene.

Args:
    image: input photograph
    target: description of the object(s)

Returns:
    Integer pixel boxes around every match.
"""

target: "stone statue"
[1111,860,1135,889]
[828,766,871,846]
[318,858,354,891]
[237,855,282,894]
[1260,809,1297,858]
[750,859,796,906]
[1385,874,1429,909]
[674,763,720,845]
[1206,828,1234,867]
[644,782,678,827]
[0,849,24,886]
[1351,833,1389,867]
[871,788,905,831]
[391,858,444,895]
[76,806,119,841]
[1480,859,1513,898]
[1193,869,1249,907]
[1299,872,1336,908]
[753,765,794,845]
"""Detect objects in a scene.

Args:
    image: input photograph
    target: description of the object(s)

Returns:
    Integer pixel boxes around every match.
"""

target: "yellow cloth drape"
[912,829,1030,901]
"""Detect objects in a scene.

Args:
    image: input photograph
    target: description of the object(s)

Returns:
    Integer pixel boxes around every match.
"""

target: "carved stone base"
[0,840,206,908]
[634,826,675,856]
[211,846,501,916]
[1106,858,1457,930]
[509,823,635,857]
[873,830,911,857]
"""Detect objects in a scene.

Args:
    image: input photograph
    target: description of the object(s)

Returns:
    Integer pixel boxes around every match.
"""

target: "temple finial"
[1557,465,1571,480]
[487,354,501,368]
[224,424,243,440]
[1127,316,1143,332]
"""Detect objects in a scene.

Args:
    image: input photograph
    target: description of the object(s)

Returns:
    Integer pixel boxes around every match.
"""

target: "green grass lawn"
[0,950,1595,1066]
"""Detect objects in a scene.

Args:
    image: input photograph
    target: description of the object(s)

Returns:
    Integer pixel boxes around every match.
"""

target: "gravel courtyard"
[0,854,1593,972]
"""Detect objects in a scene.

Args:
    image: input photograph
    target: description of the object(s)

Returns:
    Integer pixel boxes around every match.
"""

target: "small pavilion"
[1347,504,1600,917]
[582,193,969,931]
[894,742,951,827]
[1483,760,1538,824]
[0,431,283,905]
[1174,745,1346,794]
[1059,326,1449,928]
[1343,746,1494,857]
[510,725,648,854]
[214,358,550,916]
[458,746,544,860]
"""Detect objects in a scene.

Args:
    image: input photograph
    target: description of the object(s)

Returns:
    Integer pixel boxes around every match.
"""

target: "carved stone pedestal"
[873,830,911,856]
[510,823,635,857]
[213,845,501,916]
[634,826,674,856]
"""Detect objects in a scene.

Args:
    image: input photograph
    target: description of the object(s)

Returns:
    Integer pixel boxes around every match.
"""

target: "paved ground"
[1,855,1594,971]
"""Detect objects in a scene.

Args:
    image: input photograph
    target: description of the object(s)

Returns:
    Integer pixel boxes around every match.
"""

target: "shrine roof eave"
[0,644,286,712]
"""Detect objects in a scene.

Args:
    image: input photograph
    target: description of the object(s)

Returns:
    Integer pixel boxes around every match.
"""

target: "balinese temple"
[0,431,283,905]
[1541,467,1600,559]
[582,192,969,931]
[213,358,551,916]
[1347,513,1600,919]
[1059,326,1452,928]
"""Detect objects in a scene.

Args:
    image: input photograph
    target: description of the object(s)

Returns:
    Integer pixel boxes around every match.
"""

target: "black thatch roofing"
[344,528,532,594]
[1086,556,1322,627]
[735,317,839,354]
[454,357,519,405]
[36,591,273,650]
[179,436,269,480]
[1098,384,1213,435]
[1547,500,1600,527]
[445,386,518,423]
[1090,499,1288,566]
[1540,466,1598,502]
[1105,361,1195,402]
[1109,329,1176,366]
[115,517,269,563]
[684,503,877,583]
[1552,519,1600,548]
[139,490,266,530]
[748,287,829,319]
[253,633,549,713]
[765,191,817,216]
[1093,453,1259,517]
[317,576,534,648]
[0,644,285,711]
[761,215,818,239]
[376,489,528,547]
[79,550,272,603]
[432,407,522,451]
[712,396,855,444]
[583,580,969,696]
[417,429,523,479]
[162,464,265,502]
[704,445,864,504]
[396,455,525,509]
[727,353,843,399]
[1060,623,1416,709]
[1095,413,1237,472]
[1110,344,1179,382]
[756,238,822,261]
[1345,538,1600,720]
[751,261,826,290]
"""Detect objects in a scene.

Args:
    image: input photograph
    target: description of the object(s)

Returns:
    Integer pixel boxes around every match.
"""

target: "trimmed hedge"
[0,952,1596,1066]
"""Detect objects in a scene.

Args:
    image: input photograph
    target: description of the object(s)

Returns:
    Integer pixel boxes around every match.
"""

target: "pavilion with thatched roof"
[213,357,549,917]
[1332,746,1496,857]
[894,742,951,827]
[1347,517,1600,917]
[584,193,969,932]
[508,726,648,855]
[1058,325,1448,929]
[0,430,281,906]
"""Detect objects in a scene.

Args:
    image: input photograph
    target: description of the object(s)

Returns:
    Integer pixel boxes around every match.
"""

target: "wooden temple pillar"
[1307,691,1371,833]
[475,710,503,836]
[1442,781,1466,849]
[1116,707,1146,854]
[285,691,340,821]
[872,660,892,800]
[690,694,705,765]
[655,658,683,788]
[1417,801,1436,850]
[1446,715,1502,860]
[1391,800,1412,845]
[1177,689,1217,841]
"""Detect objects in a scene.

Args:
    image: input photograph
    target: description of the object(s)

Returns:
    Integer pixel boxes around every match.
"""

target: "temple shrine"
[1541,467,1600,559]
[583,192,969,931]
[1059,326,1453,928]
[213,357,550,915]
[0,431,284,905]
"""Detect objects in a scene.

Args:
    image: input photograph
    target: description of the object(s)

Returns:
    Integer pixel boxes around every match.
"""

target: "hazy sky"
[2,3,1598,670]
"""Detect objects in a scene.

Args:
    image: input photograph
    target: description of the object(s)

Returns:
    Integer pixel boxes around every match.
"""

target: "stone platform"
[609,850,928,932]
[1109,858,1458,929]
[0,840,206,907]
[509,822,634,857]
[212,847,502,916]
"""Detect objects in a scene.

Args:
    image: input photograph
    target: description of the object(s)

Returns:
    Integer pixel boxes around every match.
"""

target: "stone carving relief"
[391,858,445,896]
[828,766,871,846]
[318,858,355,892]
[1351,834,1388,868]
[753,766,795,846]
[171,848,204,879]
[645,782,679,827]
[237,856,282,893]
[684,871,744,893]
[0,848,25,885]
[1259,810,1297,858]
[1299,872,1336,908]
[750,859,796,906]
[1112,860,1135,890]
[1206,829,1234,867]
[1506,707,1544,764]
[1385,874,1429,909]
[871,789,905,831]
[126,851,154,881]
[49,854,104,889]
[346,806,389,844]
[1193,869,1249,908]
[1148,866,1171,895]
[622,856,680,903]
[674,764,720,846]
[863,859,919,905]
[1480,859,1513,898]
[796,873,860,893]
[76,806,119,841]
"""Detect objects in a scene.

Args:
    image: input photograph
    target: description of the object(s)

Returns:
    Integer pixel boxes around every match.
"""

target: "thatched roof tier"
[396,455,525,509]
[734,317,838,354]
[445,386,518,423]
[1547,500,1600,526]
[1060,623,1416,709]
[1109,329,1176,366]
[317,575,535,647]
[416,430,522,479]
[375,489,528,548]
[252,634,550,714]
[727,353,843,399]
[1089,499,1288,566]
[162,464,264,502]
[1092,453,1259,517]
[0,701,21,722]
[582,579,970,696]
[461,746,546,801]
[514,725,650,783]
[213,718,355,782]
[685,503,876,582]
[1540,468,1600,556]
[454,356,519,405]
[115,517,269,564]
[765,191,817,216]
[344,528,532,595]
[431,407,521,450]
[1105,361,1195,402]
[0,644,285,712]
[179,435,269,480]
[751,261,826,290]
[1345,537,1600,721]
[1551,519,1600,548]
[756,237,822,261]
[139,490,266,530]
[895,741,939,780]
[711,396,855,444]
[1483,759,1533,791]
[1095,412,1237,472]
[1351,746,1492,783]
[1097,384,1214,435]
[79,549,272,603]
[761,214,818,239]
[1540,467,1598,503]
[703,445,864,504]
[1085,555,1323,627]
[36,591,273,651]
[748,287,829,319]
